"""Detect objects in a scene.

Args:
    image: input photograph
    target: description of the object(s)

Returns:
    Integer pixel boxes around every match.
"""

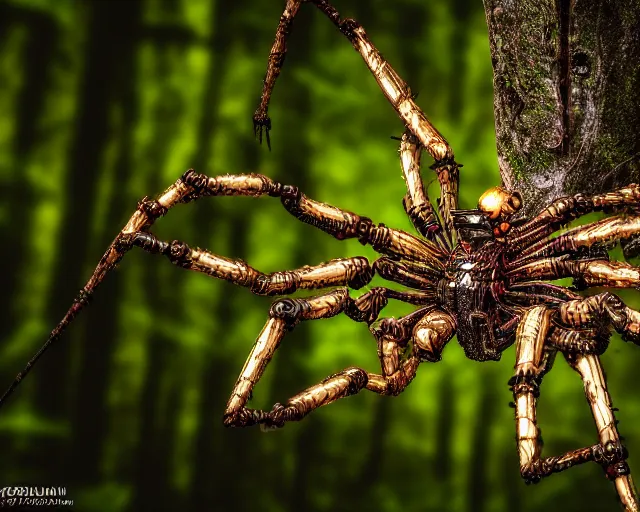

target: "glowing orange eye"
[478,187,522,220]
[478,187,508,219]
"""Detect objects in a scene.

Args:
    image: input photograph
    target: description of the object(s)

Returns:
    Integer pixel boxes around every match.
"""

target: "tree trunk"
[483,0,640,219]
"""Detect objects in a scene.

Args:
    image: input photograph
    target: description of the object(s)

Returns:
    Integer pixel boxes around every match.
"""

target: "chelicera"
[2,0,639,508]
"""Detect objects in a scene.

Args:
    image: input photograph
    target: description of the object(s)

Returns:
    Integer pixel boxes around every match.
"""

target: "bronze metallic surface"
[568,354,640,511]
[3,1,640,509]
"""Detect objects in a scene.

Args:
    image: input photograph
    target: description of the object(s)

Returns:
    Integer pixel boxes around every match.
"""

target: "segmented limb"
[224,296,454,429]
[504,289,573,307]
[252,0,303,148]
[566,354,639,511]
[511,307,611,483]
[0,168,443,408]
[347,287,438,325]
[126,231,372,295]
[514,214,640,263]
[317,0,453,160]
[364,307,447,394]
[171,171,448,265]
[508,184,640,251]
[224,289,355,428]
[316,0,461,240]
[256,0,453,160]
[547,324,609,355]
[255,1,460,241]
[513,307,639,507]
[507,257,640,290]
[0,172,195,408]
[323,1,461,238]
[373,257,441,294]
[556,292,640,345]
[181,170,446,264]
[399,131,450,248]
[507,282,581,302]
[408,308,456,363]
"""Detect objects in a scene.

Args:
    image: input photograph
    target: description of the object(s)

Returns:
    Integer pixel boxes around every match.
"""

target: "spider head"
[477,187,522,237]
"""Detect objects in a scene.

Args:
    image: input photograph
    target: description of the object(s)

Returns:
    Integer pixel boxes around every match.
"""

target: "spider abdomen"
[442,243,505,362]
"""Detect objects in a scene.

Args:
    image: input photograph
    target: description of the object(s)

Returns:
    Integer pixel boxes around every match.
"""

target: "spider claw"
[253,110,272,151]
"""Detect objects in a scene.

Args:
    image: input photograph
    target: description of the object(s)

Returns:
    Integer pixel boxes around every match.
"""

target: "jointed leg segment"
[118,168,448,297]
[508,183,640,251]
[256,0,453,161]
[514,214,640,263]
[399,131,452,248]
[567,354,640,510]
[224,298,454,428]
[508,257,640,290]
[0,163,443,408]
[512,305,640,509]
[223,289,356,428]
[256,0,460,246]
[556,292,640,345]
[512,307,617,482]
[512,308,618,480]
[180,171,446,264]
[0,173,196,406]
[126,231,373,295]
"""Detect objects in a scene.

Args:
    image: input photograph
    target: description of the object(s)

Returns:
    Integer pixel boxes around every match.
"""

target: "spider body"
[445,240,505,362]
[2,0,640,510]
[430,207,515,362]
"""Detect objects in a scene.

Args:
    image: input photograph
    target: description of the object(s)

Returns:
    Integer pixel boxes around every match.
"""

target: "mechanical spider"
[1,0,639,509]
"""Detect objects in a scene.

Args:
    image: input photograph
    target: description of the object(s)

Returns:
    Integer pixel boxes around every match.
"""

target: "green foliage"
[0,0,638,511]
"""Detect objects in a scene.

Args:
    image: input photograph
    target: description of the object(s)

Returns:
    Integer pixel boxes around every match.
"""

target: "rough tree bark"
[483,0,639,229]
[482,2,640,510]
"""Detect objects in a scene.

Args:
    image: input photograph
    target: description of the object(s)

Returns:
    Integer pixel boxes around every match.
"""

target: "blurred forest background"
[1,0,640,511]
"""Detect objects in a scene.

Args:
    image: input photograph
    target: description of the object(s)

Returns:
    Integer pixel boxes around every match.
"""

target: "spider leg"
[514,214,640,263]
[507,282,581,302]
[181,171,448,265]
[373,257,441,292]
[120,169,446,295]
[0,169,444,408]
[224,289,356,428]
[346,287,437,324]
[224,301,455,428]
[508,184,640,251]
[511,306,624,486]
[124,231,372,295]
[556,292,640,346]
[508,257,640,290]
[504,288,575,307]
[256,1,453,161]
[311,0,461,240]
[514,306,640,506]
[553,294,640,508]
[0,174,196,408]
[366,308,455,393]
[566,354,640,510]
[399,131,451,249]
[256,1,460,243]
[252,0,301,148]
